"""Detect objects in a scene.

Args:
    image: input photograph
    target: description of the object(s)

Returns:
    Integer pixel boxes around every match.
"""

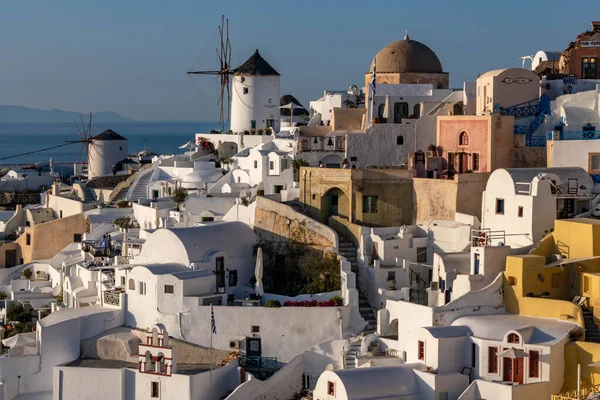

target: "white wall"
[54,367,123,400]
[231,75,280,133]
[89,139,128,179]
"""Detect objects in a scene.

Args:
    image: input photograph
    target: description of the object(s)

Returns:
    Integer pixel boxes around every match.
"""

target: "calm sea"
[0,121,224,165]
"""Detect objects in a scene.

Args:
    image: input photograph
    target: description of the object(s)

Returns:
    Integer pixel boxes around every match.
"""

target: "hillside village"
[1,19,600,400]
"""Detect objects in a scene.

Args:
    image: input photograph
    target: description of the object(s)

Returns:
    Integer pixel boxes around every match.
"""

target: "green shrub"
[264,300,282,308]
[330,296,344,304]
[22,268,32,280]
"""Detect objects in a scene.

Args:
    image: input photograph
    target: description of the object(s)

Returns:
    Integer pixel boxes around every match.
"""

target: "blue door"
[474,253,480,275]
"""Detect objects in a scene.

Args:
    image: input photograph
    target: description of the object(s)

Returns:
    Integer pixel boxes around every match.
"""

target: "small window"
[584,276,591,293]
[74,233,82,243]
[350,157,357,162]
[529,350,540,378]
[418,340,425,360]
[228,270,238,286]
[551,273,560,289]
[121,276,126,286]
[488,346,498,373]
[151,381,159,398]
[164,285,174,294]
[59,210,63,218]
[495,198,505,215]
[362,196,378,213]
[312,194,316,200]
[397,136,404,145]
[590,154,600,173]
[387,271,395,281]
[459,131,469,146]
[327,381,335,396]
[119,146,123,151]
[472,153,480,171]
[518,206,524,218]
[26,233,31,246]
[129,279,135,290]
[243,87,249,95]
[201,216,215,222]
[269,161,274,170]
[508,276,517,286]
[254,160,258,169]
[507,333,520,344]
[25,221,30,227]
[251,325,260,333]
[471,342,476,368]
[139,281,146,295]
[417,247,427,263]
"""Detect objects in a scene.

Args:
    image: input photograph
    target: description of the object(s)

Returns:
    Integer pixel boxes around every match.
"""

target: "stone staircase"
[338,240,377,333]
[81,185,95,202]
[584,311,600,343]
[343,341,361,369]
[128,171,152,202]
[111,186,128,203]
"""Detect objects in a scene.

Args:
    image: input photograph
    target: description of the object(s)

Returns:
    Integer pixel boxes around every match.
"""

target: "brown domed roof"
[369,37,444,74]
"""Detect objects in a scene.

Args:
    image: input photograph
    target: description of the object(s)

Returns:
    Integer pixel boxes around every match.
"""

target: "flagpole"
[210,304,213,400]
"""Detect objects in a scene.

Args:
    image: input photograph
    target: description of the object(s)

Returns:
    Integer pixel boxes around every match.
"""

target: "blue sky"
[0,1,593,121]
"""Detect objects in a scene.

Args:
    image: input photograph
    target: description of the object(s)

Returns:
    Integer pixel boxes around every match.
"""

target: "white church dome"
[182,169,223,189]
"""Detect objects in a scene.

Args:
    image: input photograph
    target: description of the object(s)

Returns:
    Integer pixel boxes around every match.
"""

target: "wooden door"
[503,357,512,382]
[503,357,524,383]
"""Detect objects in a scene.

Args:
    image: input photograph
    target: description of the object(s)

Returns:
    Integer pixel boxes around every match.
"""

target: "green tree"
[343,92,365,108]
[113,216,132,231]
[301,252,341,294]
[7,303,32,323]
[22,268,32,280]
[173,187,188,211]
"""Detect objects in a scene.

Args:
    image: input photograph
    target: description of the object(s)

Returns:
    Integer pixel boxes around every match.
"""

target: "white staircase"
[344,341,361,369]
[126,166,155,202]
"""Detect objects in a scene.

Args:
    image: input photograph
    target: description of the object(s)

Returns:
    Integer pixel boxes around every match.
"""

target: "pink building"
[436,115,514,173]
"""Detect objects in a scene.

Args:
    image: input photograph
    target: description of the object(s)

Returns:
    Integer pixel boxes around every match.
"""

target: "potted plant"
[372,117,380,124]
[266,127,273,135]
[22,268,33,280]
[257,128,264,135]
[250,128,256,135]
[428,144,437,156]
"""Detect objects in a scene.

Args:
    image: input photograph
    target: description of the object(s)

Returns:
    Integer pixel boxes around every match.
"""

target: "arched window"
[128,279,135,290]
[459,131,469,146]
[507,333,520,344]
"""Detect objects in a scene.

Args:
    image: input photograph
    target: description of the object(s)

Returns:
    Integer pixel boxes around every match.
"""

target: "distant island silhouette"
[0,105,133,123]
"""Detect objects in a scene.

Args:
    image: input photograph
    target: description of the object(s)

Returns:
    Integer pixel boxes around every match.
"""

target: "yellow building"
[16,213,88,264]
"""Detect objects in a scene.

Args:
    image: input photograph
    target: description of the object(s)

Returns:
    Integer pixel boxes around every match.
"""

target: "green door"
[328,193,339,217]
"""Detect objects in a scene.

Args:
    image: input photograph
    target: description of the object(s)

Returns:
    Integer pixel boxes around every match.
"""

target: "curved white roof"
[451,314,577,346]
[182,169,223,186]
[488,167,592,194]
[318,365,421,400]
[134,222,257,266]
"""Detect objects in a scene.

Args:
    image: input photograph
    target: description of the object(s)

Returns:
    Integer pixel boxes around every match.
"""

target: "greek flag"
[210,304,217,334]
[370,57,376,96]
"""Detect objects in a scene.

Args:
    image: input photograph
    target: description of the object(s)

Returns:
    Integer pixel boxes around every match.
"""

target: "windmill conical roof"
[234,50,280,76]
[93,129,127,141]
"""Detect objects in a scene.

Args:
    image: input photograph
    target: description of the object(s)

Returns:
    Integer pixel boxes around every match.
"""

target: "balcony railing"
[300,137,345,153]
[103,290,121,307]
[548,130,600,141]
[239,356,278,370]
[552,384,600,400]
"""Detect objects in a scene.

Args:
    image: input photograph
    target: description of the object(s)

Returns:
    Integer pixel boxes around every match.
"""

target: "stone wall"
[0,193,40,206]
[413,173,490,224]
[253,196,337,253]
[512,146,547,168]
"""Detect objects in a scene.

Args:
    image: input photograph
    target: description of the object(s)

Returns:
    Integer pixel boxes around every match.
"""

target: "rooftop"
[93,129,127,141]
[66,358,214,375]
[451,314,578,346]
[234,49,280,76]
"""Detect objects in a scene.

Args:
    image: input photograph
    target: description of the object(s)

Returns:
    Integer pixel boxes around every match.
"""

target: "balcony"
[103,289,123,307]
[300,136,345,153]
[552,384,600,399]
[548,130,600,141]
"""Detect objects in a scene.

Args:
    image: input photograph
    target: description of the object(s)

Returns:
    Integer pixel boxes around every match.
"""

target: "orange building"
[560,21,600,79]
[436,115,514,173]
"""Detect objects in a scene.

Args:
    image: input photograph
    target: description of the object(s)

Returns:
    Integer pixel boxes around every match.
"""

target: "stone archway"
[320,187,350,223]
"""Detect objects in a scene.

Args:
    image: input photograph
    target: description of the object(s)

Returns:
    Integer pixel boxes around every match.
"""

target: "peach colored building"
[560,21,600,79]
[436,115,514,173]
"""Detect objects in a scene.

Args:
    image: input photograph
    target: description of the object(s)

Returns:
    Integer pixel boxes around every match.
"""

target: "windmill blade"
[187,70,222,75]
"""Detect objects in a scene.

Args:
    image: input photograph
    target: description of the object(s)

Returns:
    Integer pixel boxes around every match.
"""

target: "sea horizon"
[0,121,228,165]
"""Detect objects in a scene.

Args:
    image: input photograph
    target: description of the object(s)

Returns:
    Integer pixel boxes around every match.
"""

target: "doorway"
[458,153,469,173]
[394,103,409,123]
[568,178,578,195]
[215,257,225,291]
[474,253,480,275]
[246,337,262,358]
[503,356,524,384]
[5,249,17,268]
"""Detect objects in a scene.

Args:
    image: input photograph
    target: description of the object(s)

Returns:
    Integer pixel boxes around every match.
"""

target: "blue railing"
[239,356,278,370]
[526,136,547,147]
[551,130,600,140]
[502,99,540,118]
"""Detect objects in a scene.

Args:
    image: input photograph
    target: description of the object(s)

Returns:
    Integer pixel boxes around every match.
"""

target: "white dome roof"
[182,169,222,188]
